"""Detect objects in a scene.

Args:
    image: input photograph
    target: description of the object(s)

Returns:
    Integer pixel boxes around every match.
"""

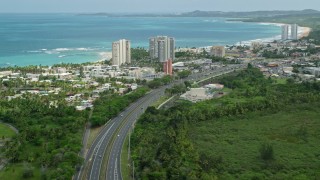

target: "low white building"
[180,88,213,103]
[130,83,138,90]
[26,73,41,79]
[204,84,224,90]
[53,67,67,74]
[0,71,12,78]
[118,88,127,94]
[128,67,157,79]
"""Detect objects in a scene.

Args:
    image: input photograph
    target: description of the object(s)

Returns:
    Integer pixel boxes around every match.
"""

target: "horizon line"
[0,9,319,14]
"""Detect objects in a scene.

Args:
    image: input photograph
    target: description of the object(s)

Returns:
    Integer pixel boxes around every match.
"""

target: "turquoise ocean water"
[0,14,281,67]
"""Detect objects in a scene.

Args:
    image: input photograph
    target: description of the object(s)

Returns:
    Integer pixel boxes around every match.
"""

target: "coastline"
[258,22,312,40]
[0,18,313,68]
[96,52,112,63]
[299,26,312,38]
[235,22,312,46]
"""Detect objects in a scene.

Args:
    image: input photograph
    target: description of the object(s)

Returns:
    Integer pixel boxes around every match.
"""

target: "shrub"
[259,142,274,161]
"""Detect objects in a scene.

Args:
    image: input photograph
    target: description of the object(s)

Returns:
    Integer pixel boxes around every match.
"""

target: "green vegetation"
[131,65,320,179]
[192,105,320,179]
[90,87,150,127]
[0,123,16,138]
[273,78,287,84]
[152,95,172,109]
[121,135,132,180]
[0,95,89,179]
[147,75,173,89]
[165,84,187,95]
[130,48,165,71]
[262,49,286,59]
[177,70,191,79]
[86,126,104,149]
[131,48,149,61]
[0,163,42,180]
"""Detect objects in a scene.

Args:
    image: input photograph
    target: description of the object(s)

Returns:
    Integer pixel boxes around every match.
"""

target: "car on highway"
[120,114,123,117]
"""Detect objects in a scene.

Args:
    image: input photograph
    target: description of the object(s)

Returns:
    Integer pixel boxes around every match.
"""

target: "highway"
[105,64,246,180]
[75,90,163,180]
[75,64,246,180]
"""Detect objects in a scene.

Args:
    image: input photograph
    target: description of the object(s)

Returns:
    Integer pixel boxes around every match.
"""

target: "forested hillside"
[131,65,320,179]
[0,96,88,179]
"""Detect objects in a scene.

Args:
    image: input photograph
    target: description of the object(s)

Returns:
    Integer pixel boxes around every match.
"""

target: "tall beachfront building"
[291,24,298,40]
[112,39,131,66]
[149,36,175,62]
[281,25,289,40]
[210,46,225,57]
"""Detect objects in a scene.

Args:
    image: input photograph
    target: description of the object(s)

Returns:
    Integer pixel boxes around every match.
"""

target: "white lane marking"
[89,122,115,180]
[114,158,118,180]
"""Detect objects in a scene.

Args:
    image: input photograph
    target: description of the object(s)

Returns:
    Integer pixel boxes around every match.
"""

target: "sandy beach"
[262,22,313,40]
[96,52,112,63]
[298,26,312,39]
[238,22,313,45]
[270,22,312,39]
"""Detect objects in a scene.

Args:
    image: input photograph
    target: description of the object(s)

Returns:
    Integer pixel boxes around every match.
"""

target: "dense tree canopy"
[131,66,320,179]
[0,96,88,179]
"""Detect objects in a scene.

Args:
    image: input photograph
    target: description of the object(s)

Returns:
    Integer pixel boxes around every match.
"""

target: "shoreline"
[299,26,312,38]
[233,22,312,46]
[0,20,312,68]
[226,18,312,46]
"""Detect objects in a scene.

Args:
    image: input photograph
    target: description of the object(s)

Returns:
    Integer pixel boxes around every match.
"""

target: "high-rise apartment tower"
[149,36,175,62]
[112,39,131,65]
[291,24,298,40]
[281,25,289,40]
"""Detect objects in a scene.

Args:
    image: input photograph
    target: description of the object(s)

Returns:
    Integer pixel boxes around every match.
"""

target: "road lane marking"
[89,122,115,180]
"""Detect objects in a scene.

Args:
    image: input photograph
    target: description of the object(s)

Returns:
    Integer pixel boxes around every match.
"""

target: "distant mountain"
[77,12,173,17]
[179,9,320,17]
[78,13,113,16]
[78,9,320,18]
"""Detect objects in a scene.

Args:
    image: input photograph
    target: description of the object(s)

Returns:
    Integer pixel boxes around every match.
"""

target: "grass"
[121,134,132,180]
[86,126,104,150]
[273,78,287,84]
[191,104,320,179]
[0,123,16,139]
[0,163,41,180]
[222,87,233,93]
[152,95,171,109]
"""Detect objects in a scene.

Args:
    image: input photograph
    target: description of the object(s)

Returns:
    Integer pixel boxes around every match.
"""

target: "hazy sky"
[1,0,320,13]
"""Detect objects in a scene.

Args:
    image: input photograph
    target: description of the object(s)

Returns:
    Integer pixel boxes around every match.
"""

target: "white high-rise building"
[112,39,131,66]
[291,24,298,40]
[281,25,289,40]
[149,36,175,62]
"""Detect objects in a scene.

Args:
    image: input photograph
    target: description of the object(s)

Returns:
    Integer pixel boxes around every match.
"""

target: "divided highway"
[75,64,245,180]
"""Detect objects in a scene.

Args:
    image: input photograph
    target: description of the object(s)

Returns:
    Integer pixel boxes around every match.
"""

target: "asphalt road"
[75,64,246,180]
[87,93,159,180]
[104,64,246,180]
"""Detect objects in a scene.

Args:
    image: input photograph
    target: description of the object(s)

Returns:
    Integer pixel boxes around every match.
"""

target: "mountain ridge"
[78,9,320,17]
